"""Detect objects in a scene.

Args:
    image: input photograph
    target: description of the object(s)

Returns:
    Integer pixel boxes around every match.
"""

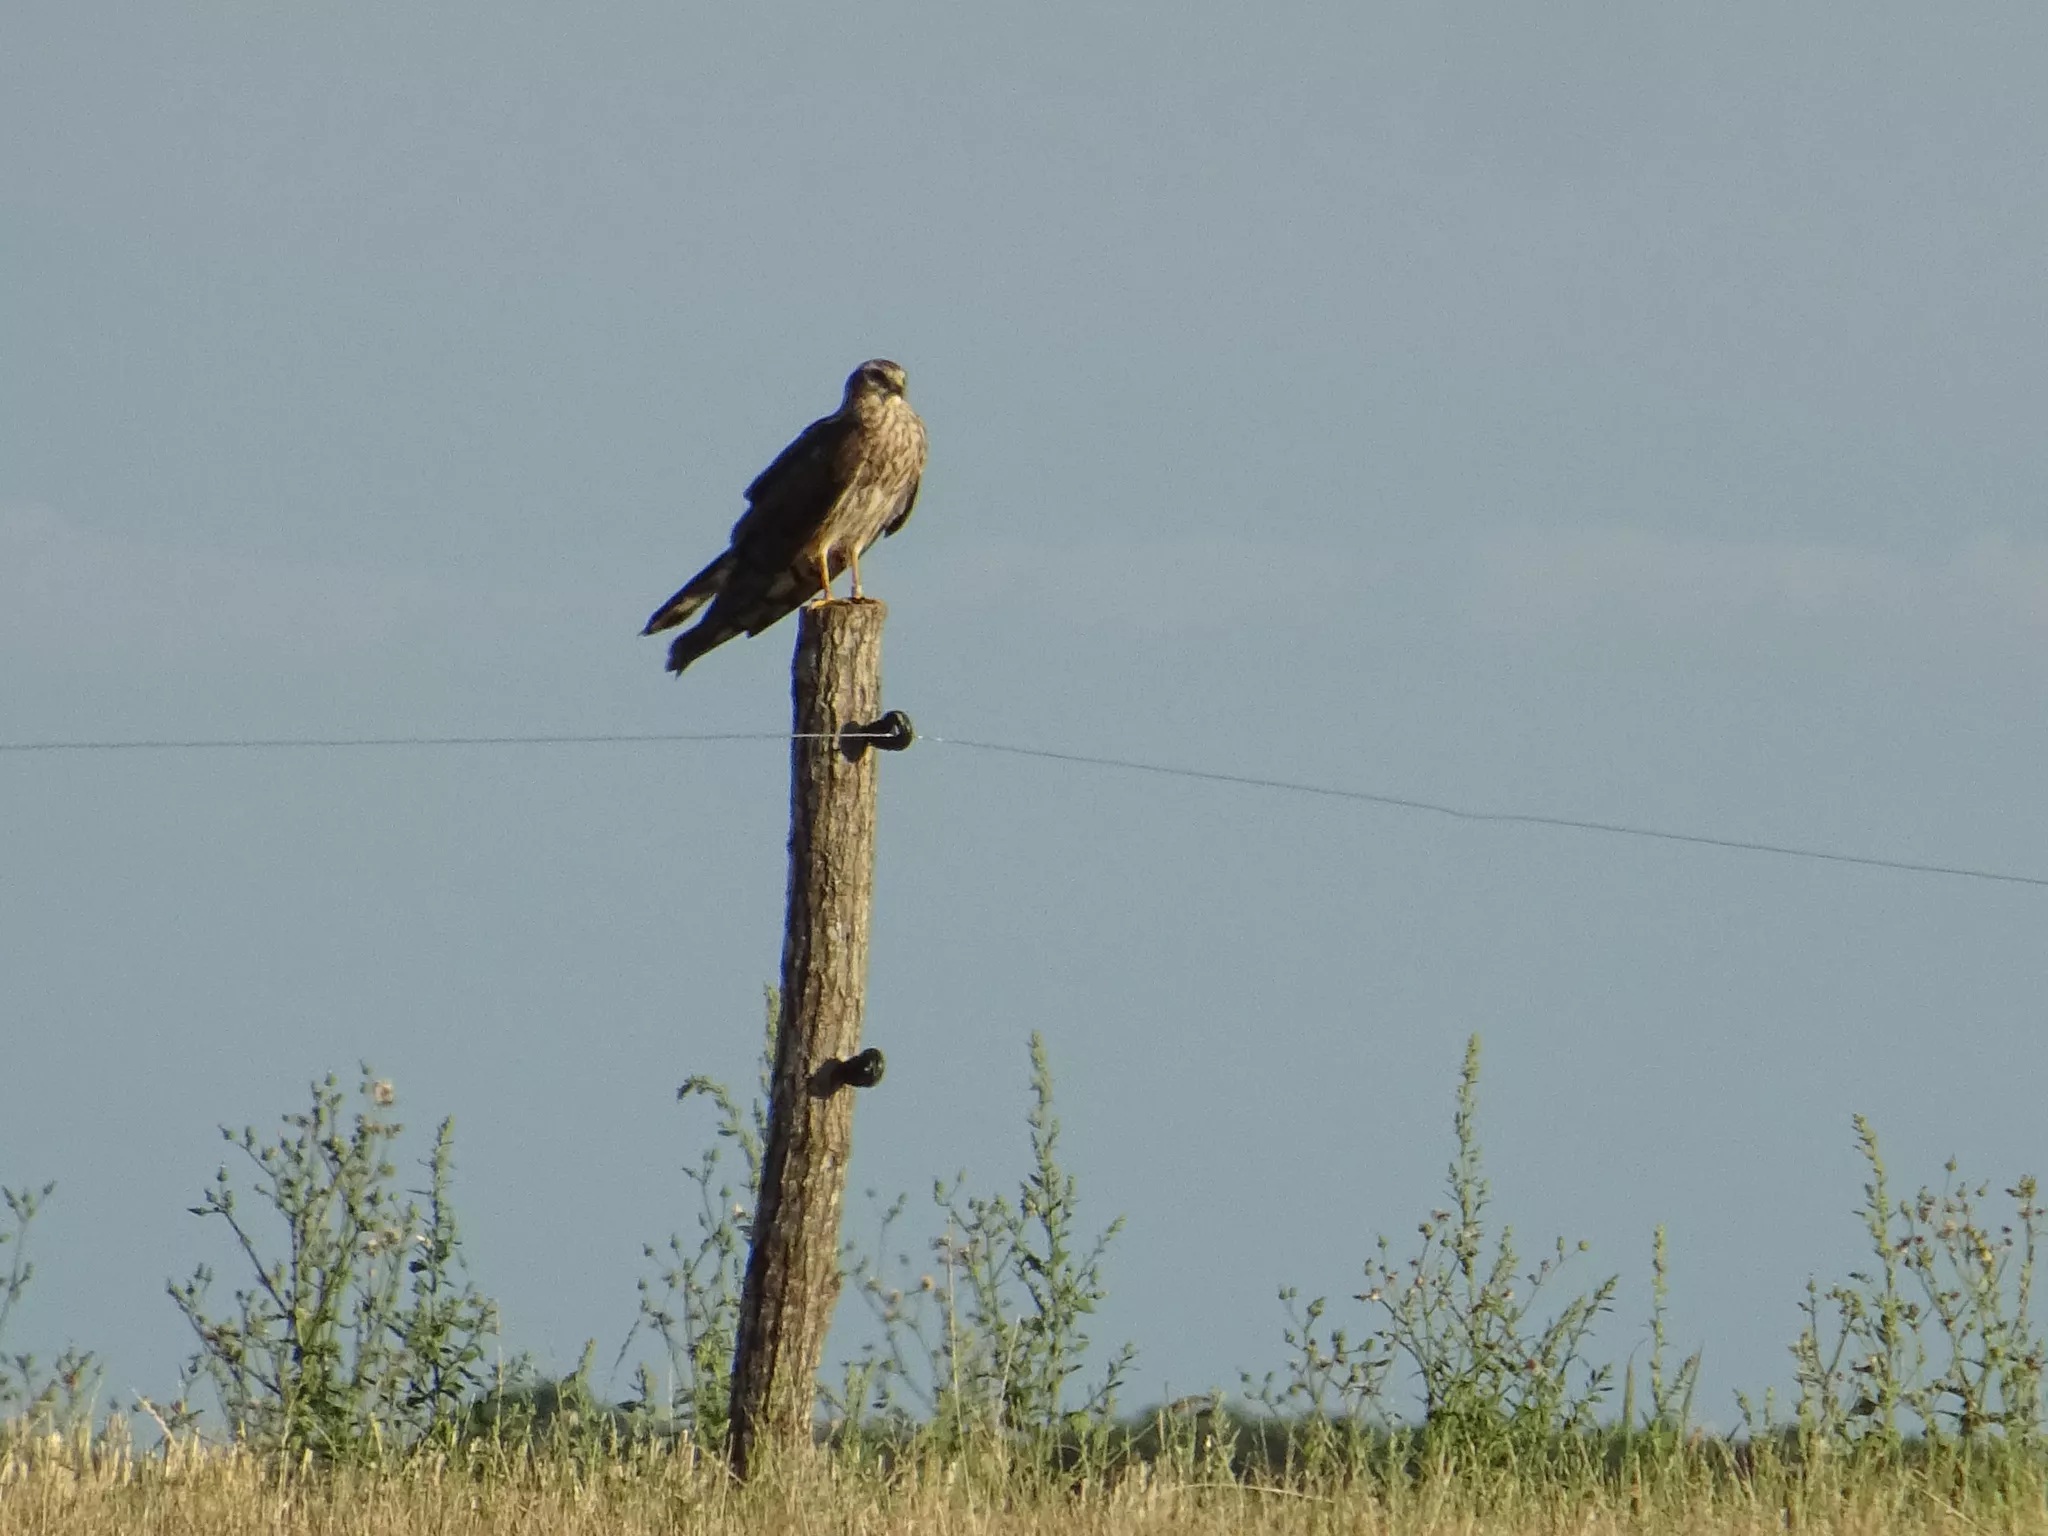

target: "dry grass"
[8,1041,2044,1533]
[4,1431,2045,1536]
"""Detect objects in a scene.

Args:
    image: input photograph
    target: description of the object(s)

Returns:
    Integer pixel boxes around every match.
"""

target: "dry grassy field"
[4,1432,2046,1536]
[5,1041,2042,1535]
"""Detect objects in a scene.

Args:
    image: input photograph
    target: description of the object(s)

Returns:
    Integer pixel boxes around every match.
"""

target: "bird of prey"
[643,359,928,674]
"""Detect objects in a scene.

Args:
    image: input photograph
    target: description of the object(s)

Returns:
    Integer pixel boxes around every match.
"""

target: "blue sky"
[3,2,2046,1425]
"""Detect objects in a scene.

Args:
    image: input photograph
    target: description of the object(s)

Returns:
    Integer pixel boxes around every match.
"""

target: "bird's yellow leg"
[848,541,865,601]
[805,547,836,607]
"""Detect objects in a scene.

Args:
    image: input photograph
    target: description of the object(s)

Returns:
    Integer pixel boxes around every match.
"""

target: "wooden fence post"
[727,599,902,1478]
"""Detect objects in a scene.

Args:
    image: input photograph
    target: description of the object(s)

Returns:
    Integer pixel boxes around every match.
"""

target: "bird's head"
[845,359,909,400]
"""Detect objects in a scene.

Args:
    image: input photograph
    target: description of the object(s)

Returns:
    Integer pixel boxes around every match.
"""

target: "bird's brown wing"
[733,411,857,544]
[882,472,920,538]
[658,412,867,672]
[642,411,859,640]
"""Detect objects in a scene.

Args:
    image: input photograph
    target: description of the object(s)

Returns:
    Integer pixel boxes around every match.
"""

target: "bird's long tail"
[641,552,734,636]
[665,618,741,675]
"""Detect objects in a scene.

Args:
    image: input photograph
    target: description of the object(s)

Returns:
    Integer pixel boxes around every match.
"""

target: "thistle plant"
[839,1032,1135,1461]
[1790,1114,2044,1457]
[1259,1036,1618,1474]
[163,1069,499,1457]
[0,1181,102,1437]
[1638,1224,1702,1437]
[628,991,774,1451]
[633,1082,759,1444]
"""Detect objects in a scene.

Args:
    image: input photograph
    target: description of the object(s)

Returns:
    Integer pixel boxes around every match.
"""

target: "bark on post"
[728,599,889,1478]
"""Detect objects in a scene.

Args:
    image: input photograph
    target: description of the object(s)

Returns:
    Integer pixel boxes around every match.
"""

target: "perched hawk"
[643,359,928,674]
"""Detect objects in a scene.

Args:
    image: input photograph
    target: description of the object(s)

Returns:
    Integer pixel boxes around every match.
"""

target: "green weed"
[4,1018,2045,1527]
[837,1031,1136,1472]
[160,1068,501,1458]
[0,1181,101,1439]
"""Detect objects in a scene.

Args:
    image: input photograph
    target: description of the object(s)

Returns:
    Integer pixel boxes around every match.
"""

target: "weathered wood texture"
[728,600,887,1478]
